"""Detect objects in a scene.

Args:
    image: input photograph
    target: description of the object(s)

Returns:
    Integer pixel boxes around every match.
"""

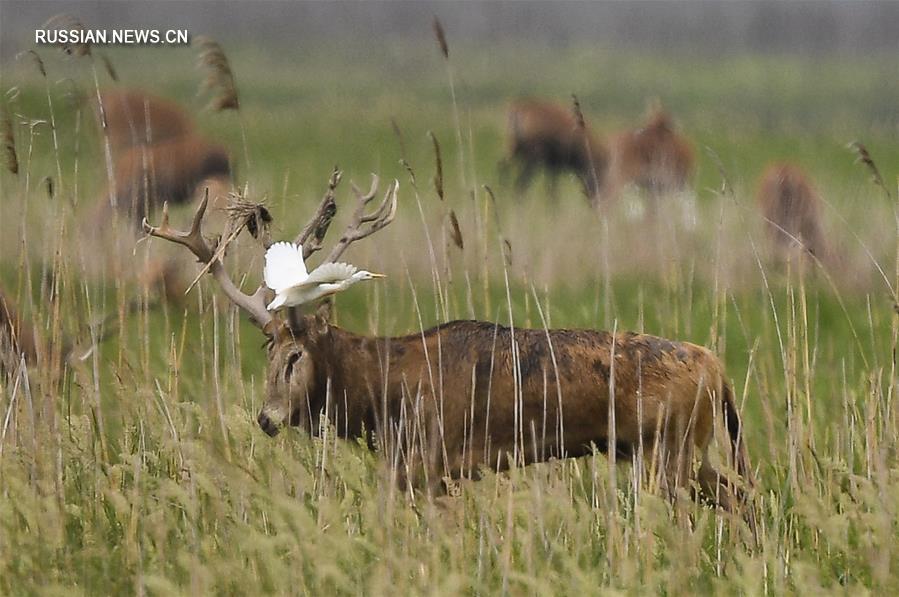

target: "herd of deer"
[2,85,835,525]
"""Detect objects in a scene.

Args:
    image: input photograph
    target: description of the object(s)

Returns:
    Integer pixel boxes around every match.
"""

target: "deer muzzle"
[257,410,281,437]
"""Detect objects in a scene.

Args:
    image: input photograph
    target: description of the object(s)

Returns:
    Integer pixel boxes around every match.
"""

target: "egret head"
[257,304,331,437]
[351,270,386,283]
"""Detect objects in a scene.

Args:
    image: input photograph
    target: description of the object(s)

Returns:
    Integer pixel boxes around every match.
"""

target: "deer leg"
[544,169,560,201]
[659,416,697,501]
[497,157,512,186]
[515,159,538,195]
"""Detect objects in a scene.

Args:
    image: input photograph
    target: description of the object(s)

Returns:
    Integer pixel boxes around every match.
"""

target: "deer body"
[608,108,695,197]
[504,99,610,199]
[95,89,233,226]
[260,318,748,500]
[756,163,828,260]
[111,135,232,225]
[96,89,196,152]
[144,171,749,509]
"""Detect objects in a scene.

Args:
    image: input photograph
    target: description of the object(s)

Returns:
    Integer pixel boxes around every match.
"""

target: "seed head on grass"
[848,141,893,202]
[2,104,17,175]
[432,17,449,59]
[448,209,464,250]
[18,50,47,78]
[196,36,240,112]
[42,14,92,57]
[428,131,444,201]
[99,54,118,82]
[391,117,408,160]
[571,94,586,130]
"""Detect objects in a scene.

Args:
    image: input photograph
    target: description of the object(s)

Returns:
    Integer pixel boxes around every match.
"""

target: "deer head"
[142,169,398,436]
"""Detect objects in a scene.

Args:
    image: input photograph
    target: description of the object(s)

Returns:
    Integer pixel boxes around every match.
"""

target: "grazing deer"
[87,89,233,305]
[95,89,196,152]
[756,163,829,262]
[502,99,610,202]
[143,172,751,511]
[608,104,695,198]
[94,88,234,226]
[110,135,232,225]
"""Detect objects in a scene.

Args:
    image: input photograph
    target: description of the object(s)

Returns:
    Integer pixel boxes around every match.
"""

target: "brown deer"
[143,172,751,511]
[95,89,196,152]
[86,89,233,305]
[503,99,610,203]
[110,135,232,226]
[94,88,233,227]
[756,163,829,261]
[608,104,695,198]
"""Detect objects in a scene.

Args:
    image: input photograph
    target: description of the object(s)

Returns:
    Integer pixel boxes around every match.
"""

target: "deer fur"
[503,99,610,201]
[756,163,829,261]
[94,89,234,227]
[96,89,196,152]
[143,172,751,512]
[110,135,232,225]
[608,106,695,198]
[259,312,750,508]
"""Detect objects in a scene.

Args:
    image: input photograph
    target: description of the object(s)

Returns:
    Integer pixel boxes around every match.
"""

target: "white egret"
[263,241,384,311]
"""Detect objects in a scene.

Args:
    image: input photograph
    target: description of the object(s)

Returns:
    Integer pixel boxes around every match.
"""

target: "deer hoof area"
[257,412,281,437]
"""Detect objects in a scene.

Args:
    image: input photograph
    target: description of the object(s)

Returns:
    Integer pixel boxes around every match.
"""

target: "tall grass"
[1,37,898,594]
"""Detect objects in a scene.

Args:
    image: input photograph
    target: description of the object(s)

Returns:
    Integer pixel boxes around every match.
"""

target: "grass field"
[2,35,899,594]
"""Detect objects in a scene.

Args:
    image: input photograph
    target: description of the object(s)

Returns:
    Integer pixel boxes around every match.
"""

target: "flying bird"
[263,241,385,311]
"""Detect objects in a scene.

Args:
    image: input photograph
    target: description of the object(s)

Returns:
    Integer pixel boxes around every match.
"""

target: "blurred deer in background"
[94,88,234,227]
[86,88,234,306]
[756,162,829,263]
[502,99,611,204]
[608,102,695,199]
[144,169,753,517]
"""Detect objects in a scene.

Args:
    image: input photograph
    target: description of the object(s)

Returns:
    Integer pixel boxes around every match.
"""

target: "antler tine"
[324,177,399,263]
[296,167,342,260]
[143,195,274,331]
[350,174,380,207]
[142,197,214,262]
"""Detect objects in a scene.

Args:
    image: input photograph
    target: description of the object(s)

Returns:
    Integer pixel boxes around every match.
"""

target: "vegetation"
[1,33,898,594]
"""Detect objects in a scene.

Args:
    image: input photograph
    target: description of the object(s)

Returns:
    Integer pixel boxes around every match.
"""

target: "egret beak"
[369,272,387,279]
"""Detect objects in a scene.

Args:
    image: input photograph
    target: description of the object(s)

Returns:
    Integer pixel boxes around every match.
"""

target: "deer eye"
[284,351,302,381]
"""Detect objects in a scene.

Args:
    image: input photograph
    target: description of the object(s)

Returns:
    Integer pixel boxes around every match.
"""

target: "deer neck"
[311,326,386,440]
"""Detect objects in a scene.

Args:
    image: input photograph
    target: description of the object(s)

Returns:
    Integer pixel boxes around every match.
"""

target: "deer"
[607,104,695,199]
[502,99,611,204]
[95,88,197,153]
[93,88,234,227]
[109,134,232,226]
[142,171,752,514]
[756,162,829,263]
[85,89,234,306]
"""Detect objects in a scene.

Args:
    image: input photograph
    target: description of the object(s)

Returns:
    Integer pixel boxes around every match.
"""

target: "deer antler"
[295,167,341,260]
[323,174,399,263]
[142,196,274,330]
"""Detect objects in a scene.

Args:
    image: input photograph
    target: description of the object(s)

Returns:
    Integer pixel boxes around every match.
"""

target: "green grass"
[1,37,898,594]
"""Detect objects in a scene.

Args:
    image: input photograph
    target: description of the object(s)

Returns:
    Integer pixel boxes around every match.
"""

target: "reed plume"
[2,104,17,175]
[196,36,241,111]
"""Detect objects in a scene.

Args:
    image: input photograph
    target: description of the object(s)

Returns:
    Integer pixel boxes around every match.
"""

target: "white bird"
[263,241,385,311]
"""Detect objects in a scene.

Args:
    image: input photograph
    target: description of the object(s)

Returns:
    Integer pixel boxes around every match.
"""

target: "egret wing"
[263,242,308,292]
[295,262,358,287]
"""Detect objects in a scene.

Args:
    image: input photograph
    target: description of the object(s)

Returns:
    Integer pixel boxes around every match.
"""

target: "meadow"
[1,33,898,594]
